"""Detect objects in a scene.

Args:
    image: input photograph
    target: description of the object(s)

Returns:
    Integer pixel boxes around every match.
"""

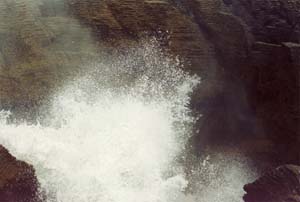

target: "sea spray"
[0,42,199,202]
[184,153,257,202]
[0,42,256,202]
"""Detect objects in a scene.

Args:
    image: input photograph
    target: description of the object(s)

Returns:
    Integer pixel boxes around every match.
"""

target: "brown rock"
[0,145,39,202]
[67,0,219,74]
[0,0,223,123]
[243,165,300,202]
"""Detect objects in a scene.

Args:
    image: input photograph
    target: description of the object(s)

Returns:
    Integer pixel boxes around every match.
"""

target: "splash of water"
[0,42,255,202]
[0,43,199,202]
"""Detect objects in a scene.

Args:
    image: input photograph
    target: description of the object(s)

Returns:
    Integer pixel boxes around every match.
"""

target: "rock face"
[243,165,300,202]
[0,0,299,172]
[224,0,300,165]
[0,0,221,117]
[0,0,300,201]
[0,145,39,202]
[180,0,300,166]
[228,0,300,44]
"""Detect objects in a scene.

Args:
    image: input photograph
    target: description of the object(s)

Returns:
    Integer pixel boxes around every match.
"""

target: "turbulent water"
[0,43,255,202]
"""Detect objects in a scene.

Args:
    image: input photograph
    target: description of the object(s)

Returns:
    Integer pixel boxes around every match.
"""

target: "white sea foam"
[0,43,255,202]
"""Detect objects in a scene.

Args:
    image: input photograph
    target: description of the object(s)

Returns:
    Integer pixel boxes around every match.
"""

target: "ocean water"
[0,43,255,202]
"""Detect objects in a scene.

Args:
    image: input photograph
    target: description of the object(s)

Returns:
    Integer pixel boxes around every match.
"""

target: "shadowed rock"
[243,165,300,202]
[0,145,39,202]
[181,0,300,166]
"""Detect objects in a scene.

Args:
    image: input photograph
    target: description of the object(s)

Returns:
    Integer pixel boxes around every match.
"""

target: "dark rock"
[229,0,300,44]
[243,165,300,202]
[245,41,300,164]
[180,0,300,166]
[0,145,39,202]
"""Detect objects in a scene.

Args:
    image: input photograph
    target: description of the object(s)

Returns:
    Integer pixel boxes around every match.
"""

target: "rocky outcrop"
[245,41,300,164]
[0,145,39,202]
[227,0,300,44]
[0,0,225,129]
[177,0,300,166]
[0,0,299,168]
[0,0,219,108]
[225,0,300,165]
[243,165,300,202]
[67,0,222,104]
[70,0,217,67]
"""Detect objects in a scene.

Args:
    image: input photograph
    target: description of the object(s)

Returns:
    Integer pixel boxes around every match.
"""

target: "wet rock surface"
[182,0,300,166]
[65,0,300,166]
[0,145,39,202]
[243,165,300,202]
[0,0,299,197]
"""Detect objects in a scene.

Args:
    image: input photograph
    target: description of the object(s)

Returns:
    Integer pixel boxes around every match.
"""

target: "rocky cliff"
[68,0,300,166]
[182,0,300,167]
[0,145,39,202]
[0,0,299,198]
